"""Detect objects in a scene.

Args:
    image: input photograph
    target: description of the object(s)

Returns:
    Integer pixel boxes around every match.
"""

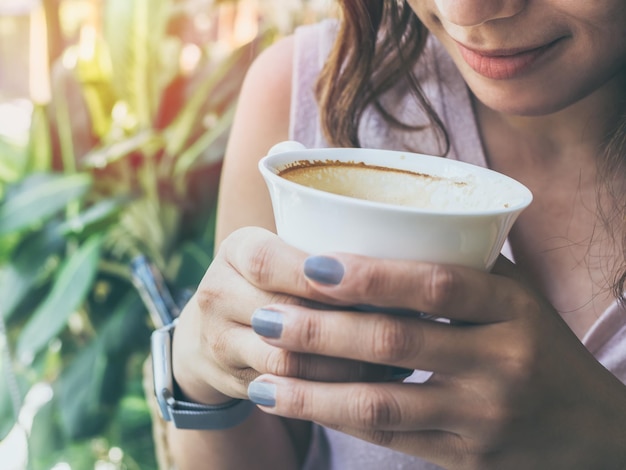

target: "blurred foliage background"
[0,0,334,468]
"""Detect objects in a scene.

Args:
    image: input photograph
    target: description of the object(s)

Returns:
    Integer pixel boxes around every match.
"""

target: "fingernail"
[251,308,284,338]
[304,256,345,285]
[390,367,414,381]
[248,381,276,407]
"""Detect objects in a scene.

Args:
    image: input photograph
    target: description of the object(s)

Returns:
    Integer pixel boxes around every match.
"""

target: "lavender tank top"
[291,19,626,470]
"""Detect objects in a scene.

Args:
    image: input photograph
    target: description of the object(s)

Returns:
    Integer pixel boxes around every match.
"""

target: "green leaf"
[56,291,147,439]
[1,223,65,321]
[0,231,20,263]
[16,235,103,363]
[100,292,149,357]
[27,105,52,173]
[163,30,274,161]
[73,33,116,139]
[58,196,129,236]
[162,55,235,159]
[0,173,92,236]
[0,136,26,183]
[52,77,77,173]
[103,0,171,129]
[170,239,213,290]
[0,353,28,440]
[173,104,235,176]
[40,441,99,470]
[27,396,64,470]
[81,129,160,169]
[108,393,156,468]
[56,338,111,438]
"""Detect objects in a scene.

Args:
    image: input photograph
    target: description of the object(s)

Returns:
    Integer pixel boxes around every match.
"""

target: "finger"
[218,227,349,307]
[181,321,260,400]
[247,375,458,433]
[195,254,316,328]
[206,320,407,391]
[251,305,496,374]
[302,253,531,323]
[235,324,408,383]
[248,375,489,468]
[492,254,549,301]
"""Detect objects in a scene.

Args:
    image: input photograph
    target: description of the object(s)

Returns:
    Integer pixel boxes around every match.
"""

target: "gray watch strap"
[163,389,255,430]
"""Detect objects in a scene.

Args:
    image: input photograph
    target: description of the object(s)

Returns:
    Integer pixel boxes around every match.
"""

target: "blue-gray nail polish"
[251,309,284,338]
[248,381,276,407]
[304,256,345,285]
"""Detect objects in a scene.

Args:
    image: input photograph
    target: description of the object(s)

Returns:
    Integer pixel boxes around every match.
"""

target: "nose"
[434,0,525,26]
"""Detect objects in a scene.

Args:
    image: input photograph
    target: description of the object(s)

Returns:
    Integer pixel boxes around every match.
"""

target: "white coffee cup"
[258,141,532,271]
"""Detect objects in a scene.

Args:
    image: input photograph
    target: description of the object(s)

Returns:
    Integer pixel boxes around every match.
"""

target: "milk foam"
[281,164,522,212]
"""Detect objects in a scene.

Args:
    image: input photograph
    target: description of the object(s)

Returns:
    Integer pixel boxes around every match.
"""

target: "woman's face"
[407,0,626,116]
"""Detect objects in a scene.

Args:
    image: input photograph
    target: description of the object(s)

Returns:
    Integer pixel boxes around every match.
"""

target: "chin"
[471,82,585,117]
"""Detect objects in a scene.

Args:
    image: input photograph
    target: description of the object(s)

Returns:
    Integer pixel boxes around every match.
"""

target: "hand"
[171,227,404,406]
[246,253,626,469]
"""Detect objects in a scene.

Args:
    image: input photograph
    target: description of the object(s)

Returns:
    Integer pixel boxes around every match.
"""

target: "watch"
[151,320,254,430]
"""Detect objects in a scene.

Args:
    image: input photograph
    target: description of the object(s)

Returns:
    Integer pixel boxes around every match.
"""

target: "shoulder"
[238,34,295,117]
[215,36,296,242]
[246,33,295,84]
[237,19,339,124]
[229,34,296,152]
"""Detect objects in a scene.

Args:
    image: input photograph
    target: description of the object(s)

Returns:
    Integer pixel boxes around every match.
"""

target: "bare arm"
[214,35,294,243]
[166,36,311,469]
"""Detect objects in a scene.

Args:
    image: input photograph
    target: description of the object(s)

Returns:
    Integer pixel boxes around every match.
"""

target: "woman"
[163,1,626,468]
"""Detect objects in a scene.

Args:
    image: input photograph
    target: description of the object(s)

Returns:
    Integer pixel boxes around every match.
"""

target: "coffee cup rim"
[258,146,533,217]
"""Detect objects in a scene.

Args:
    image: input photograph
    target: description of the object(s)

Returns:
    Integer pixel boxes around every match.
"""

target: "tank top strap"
[290,19,338,148]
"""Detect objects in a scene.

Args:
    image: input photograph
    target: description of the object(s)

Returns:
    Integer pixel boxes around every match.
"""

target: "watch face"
[151,325,175,421]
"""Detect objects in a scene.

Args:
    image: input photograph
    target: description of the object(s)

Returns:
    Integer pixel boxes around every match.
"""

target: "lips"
[456,40,560,80]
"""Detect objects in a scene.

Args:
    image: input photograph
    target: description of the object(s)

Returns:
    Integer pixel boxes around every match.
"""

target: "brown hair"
[599,115,626,302]
[315,0,449,154]
[316,0,626,301]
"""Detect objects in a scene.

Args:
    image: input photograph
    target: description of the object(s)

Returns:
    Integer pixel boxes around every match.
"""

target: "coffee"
[278,160,515,212]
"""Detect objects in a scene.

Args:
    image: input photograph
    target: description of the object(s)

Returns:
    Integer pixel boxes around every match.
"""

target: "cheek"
[564,0,626,24]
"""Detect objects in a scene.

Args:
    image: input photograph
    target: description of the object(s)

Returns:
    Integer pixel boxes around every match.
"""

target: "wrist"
[152,321,253,430]
[173,371,233,407]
